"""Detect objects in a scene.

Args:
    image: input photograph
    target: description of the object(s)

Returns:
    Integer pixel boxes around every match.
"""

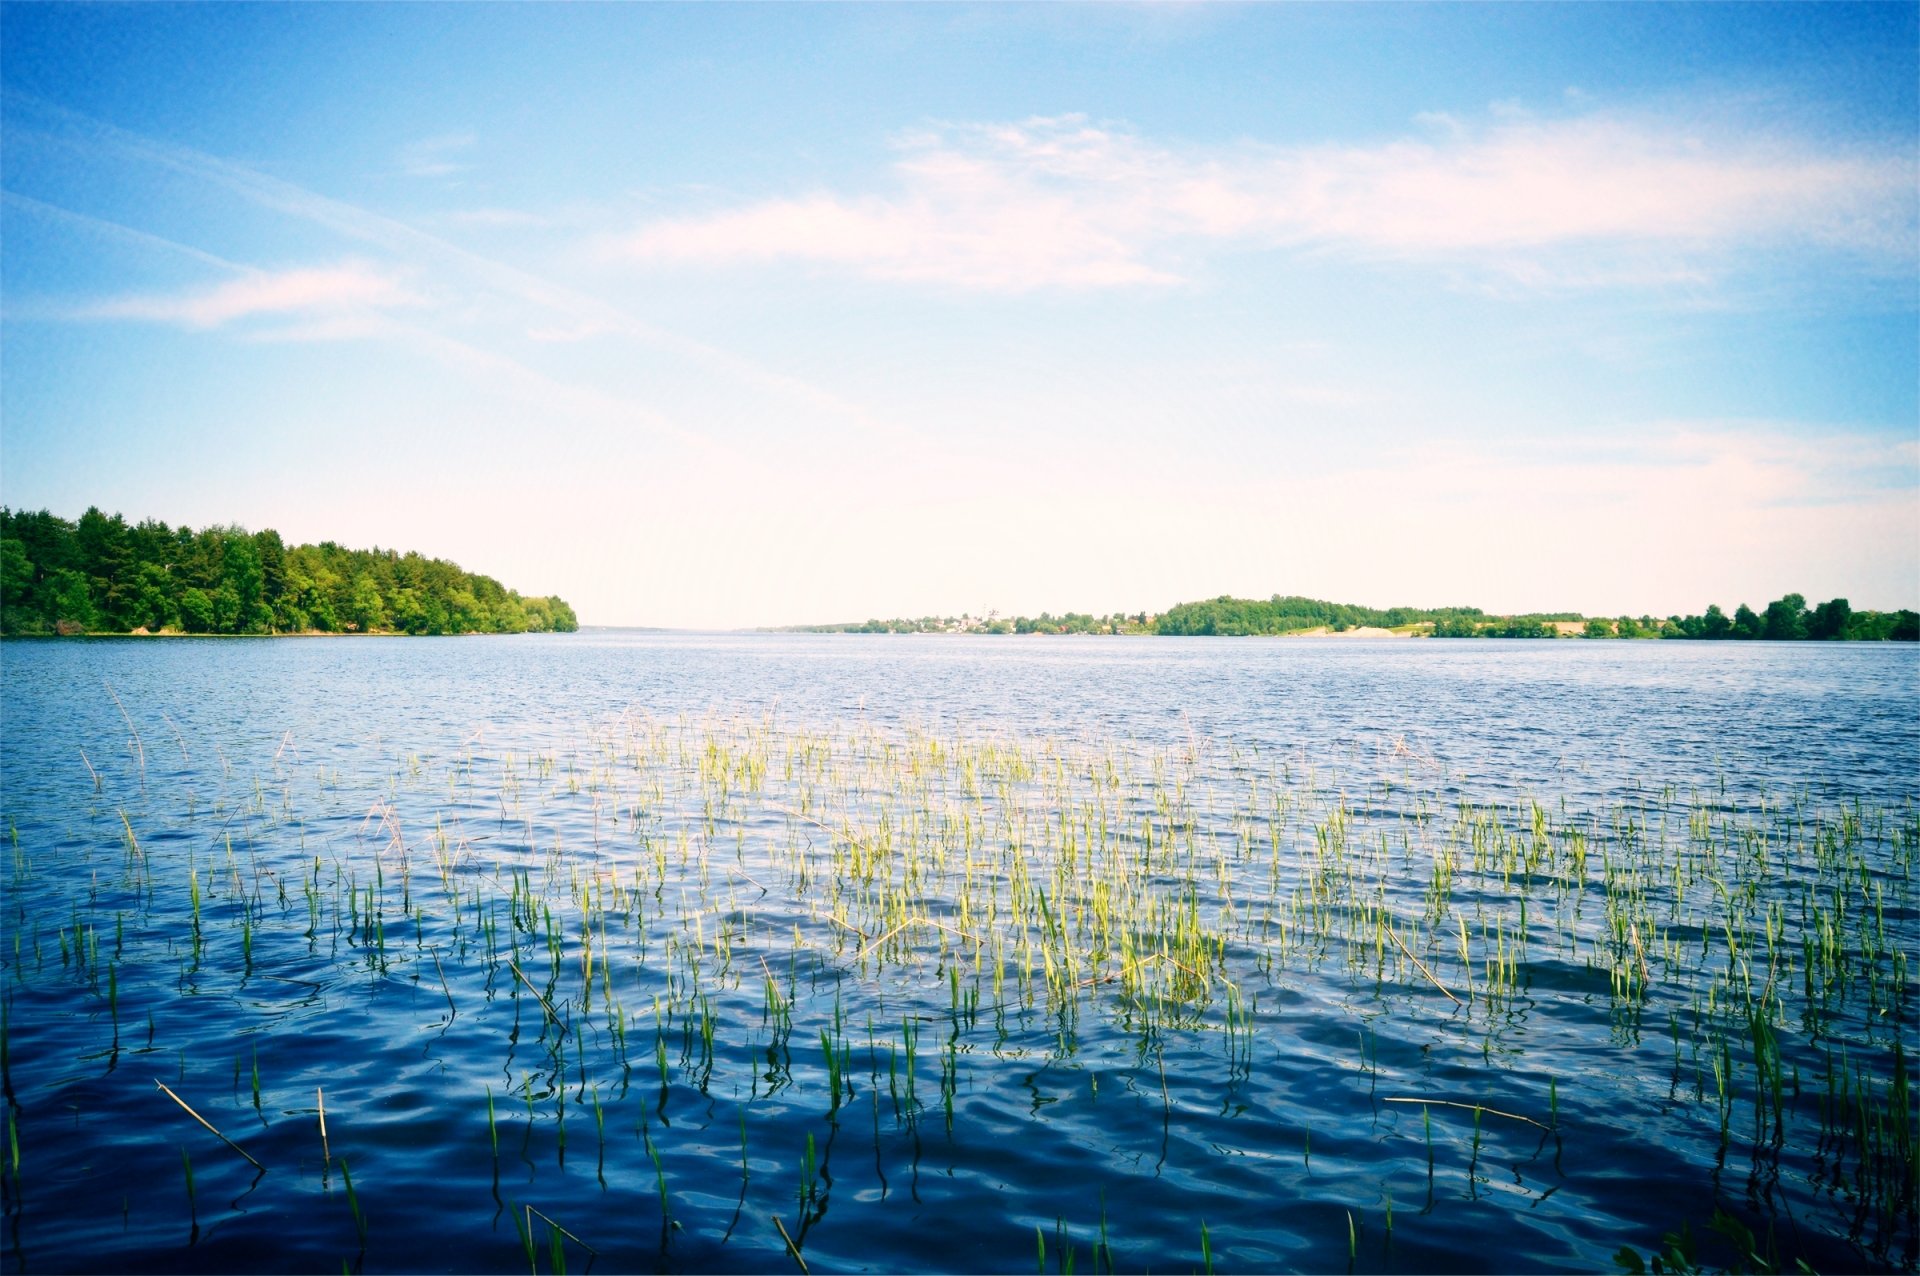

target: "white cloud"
[438,207,552,229]
[397,132,477,179]
[532,417,1918,626]
[1289,424,1919,614]
[611,110,1915,292]
[89,261,422,330]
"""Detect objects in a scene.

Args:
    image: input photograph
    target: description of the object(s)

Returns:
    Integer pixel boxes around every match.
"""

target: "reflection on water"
[1,633,1914,1274]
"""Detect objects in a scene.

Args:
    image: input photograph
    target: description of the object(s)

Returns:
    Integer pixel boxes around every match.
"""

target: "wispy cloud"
[437,207,551,229]
[612,110,1915,291]
[396,132,477,179]
[8,94,886,431]
[87,260,421,331]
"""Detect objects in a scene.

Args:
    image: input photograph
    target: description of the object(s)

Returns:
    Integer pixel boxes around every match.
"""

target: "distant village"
[783,610,1159,635]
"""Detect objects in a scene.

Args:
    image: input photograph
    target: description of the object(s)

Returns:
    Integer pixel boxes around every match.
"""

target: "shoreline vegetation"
[778,593,1920,641]
[0,505,578,637]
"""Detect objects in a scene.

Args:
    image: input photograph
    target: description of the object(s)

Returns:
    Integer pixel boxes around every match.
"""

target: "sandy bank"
[1286,625,1418,639]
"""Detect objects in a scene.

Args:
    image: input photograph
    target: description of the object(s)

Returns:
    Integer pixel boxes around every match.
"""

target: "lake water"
[2,633,1914,1273]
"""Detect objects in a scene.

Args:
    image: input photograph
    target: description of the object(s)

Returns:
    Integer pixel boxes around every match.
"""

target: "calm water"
[2,633,1914,1274]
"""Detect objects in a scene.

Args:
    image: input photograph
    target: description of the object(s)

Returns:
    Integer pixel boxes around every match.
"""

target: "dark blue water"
[2,633,1914,1274]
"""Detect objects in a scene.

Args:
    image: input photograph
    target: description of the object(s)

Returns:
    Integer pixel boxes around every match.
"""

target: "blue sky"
[3,3,1915,626]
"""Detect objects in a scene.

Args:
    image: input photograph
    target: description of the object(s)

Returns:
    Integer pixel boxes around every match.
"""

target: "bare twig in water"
[1383,1096,1549,1130]
[103,680,146,788]
[508,960,562,1025]
[1386,925,1463,1007]
[773,1215,808,1273]
[155,1080,266,1170]
[430,947,457,1018]
[528,1205,598,1256]
[160,710,189,764]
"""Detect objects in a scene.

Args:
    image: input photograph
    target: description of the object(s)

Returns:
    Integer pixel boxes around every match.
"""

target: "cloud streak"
[89,260,421,330]
[613,110,1916,291]
[6,93,882,429]
[396,132,477,179]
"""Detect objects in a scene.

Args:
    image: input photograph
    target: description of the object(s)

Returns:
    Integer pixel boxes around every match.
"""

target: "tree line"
[0,506,579,636]
[1156,595,1516,636]
[1157,592,1915,640]
[1573,594,1916,642]
[795,592,1917,641]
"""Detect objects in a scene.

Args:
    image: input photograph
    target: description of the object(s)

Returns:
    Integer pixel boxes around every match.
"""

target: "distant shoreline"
[775,593,1917,641]
[0,627,548,639]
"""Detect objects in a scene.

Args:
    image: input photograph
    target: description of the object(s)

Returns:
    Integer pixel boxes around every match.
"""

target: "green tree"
[1732,604,1763,639]
[1431,615,1483,638]
[129,563,177,631]
[209,584,243,632]
[220,535,266,632]
[445,587,483,634]
[1,537,36,628]
[1763,593,1808,641]
[346,575,385,631]
[1807,597,1851,640]
[74,506,133,628]
[178,587,215,633]
[388,587,430,634]
[1583,618,1614,639]
[45,568,97,632]
[253,529,287,623]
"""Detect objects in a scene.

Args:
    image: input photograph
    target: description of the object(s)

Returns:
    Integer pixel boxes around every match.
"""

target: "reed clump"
[6,712,1913,1272]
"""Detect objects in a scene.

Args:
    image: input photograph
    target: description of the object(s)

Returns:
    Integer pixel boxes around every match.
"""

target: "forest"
[0,506,578,636]
[792,593,1918,640]
[1155,595,1513,636]
[1179,592,1916,640]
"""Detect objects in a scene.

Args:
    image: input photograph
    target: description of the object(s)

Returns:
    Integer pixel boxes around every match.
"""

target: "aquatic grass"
[340,1159,365,1247]
[9,709,1915,1271]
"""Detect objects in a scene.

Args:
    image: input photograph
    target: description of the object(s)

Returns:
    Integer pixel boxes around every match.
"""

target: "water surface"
[2,633,1913,1273]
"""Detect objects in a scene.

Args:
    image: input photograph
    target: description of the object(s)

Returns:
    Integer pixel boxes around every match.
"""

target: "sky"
[2,2,1915,628]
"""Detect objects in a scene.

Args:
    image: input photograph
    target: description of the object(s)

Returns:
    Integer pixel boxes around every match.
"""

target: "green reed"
[11,709,1914,1272]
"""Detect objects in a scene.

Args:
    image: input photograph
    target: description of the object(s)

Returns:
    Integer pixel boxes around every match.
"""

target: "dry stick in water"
[78,749,101,792]
[727,867,771,896]
[851,920,912,962]
[1382,1097,1549,1131]
[527,1205,597,1257]
[155,1081,266,1171]
[317,1087,330,1165]
[118,811,144,862]
[102,680,146,788]
[160,710,190,764]
[508,960,562,1025]
[430,947,457,1019]
[817,912,867,942]
[1386,925,1464,1007]
[772,1215,808,1273]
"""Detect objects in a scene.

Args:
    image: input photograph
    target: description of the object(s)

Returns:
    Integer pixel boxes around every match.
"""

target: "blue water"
[1,633,1914,1273]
